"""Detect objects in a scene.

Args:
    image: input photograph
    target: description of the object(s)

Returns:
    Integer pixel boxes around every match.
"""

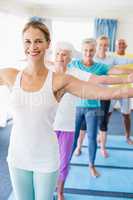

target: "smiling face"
[97,38,109,54]
[116,39,127,55]
[23,27,50,62]
[82,43,96,64]
[55,49,71,66]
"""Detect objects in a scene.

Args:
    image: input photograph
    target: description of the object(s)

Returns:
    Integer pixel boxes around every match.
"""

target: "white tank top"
[54,68,91,131]
[7,70,59,173]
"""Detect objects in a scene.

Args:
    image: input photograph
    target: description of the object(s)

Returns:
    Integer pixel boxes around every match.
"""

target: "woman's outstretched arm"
[89,73,133,85]
[0,68,19,86]
[56,74,133,100]
[109,64,133,75]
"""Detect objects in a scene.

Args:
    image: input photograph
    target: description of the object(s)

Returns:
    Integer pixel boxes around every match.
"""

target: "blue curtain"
[94,18,118,52]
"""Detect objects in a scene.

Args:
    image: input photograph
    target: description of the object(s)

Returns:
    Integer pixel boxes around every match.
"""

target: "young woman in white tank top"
[1,19,133,200]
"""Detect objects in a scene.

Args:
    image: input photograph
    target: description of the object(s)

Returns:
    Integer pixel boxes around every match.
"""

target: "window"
[52,19,94,51]
[0,12,26,67]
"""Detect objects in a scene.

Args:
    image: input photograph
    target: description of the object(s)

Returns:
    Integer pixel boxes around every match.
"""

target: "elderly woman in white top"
[53,42,91,200]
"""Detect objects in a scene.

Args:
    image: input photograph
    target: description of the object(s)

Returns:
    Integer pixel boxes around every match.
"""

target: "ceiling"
[0,0,133,19]
[19,0,133,8]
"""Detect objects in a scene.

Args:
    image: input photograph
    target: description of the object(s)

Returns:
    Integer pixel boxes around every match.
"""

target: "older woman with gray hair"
[53,41,91,200]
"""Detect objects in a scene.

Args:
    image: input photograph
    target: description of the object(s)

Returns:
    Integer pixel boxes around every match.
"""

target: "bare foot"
[57,193,65,200]
[100,148,109,158]
[89,166,100,178]
[126,138,133,145]
[74,148,82,156]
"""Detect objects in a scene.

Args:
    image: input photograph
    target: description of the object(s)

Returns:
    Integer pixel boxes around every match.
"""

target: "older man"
[115,39,133,58]
[109,39,133,145]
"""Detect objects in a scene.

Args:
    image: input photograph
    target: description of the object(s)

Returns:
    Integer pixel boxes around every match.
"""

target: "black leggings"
[99,100,111,132]
[80,115,86,131]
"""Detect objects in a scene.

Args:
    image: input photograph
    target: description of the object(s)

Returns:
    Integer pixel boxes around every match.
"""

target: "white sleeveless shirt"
[7,71,59,173]
[54,68,91,131]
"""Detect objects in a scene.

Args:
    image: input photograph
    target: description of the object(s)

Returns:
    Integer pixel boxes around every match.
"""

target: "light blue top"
[94,54,133,66]
[68,59,110,108]
[114,56,133,65]
[94,55,116,67]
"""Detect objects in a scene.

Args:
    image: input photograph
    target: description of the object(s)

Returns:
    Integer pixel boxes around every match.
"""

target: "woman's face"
[97,39,109,53]
[55,49,71,66]
[23,27,49,62]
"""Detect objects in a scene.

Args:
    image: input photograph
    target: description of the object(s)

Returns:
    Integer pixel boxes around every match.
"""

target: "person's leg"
[120,99,133,145]
[9,166,34,200]
[106,99,116,134]
[55,131,74,200]
[123,113,132,142]
[98,100,117,145]
[85,108,100,177]
[74,130,86,156]
[71,107,84,157]
[74,117,86,156]
[34,170,58,200]
[99,100,110,158]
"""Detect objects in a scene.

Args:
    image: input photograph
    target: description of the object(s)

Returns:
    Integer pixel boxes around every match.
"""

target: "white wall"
[0,1,133,54]
[116,17,133,53]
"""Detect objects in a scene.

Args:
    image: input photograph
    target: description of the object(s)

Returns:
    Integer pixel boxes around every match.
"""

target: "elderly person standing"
[53,42,91,200]
[109,39,133,145]
[69,38,111,177]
